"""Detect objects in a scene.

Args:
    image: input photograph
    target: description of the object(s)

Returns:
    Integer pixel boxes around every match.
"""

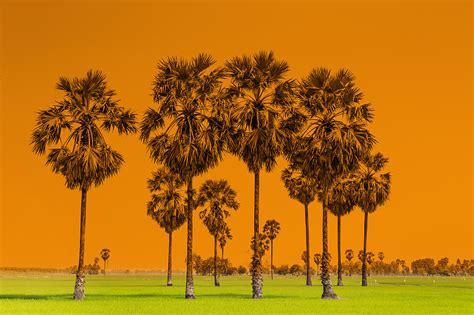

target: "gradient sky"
[0,0,472,270]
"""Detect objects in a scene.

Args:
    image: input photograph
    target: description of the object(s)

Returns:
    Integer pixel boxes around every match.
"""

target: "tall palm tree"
[327,177,357,286]
[197,179,239,287]
[263,219,281,280]
[225,51,299,298]
[31,70,136,300]
[289,68,375,299]
[218,224,232,261]
[147,167,186,286]
[281,167,317,285]
[100,248,111,275]
[140,54,227,299]
[354,152,391,286]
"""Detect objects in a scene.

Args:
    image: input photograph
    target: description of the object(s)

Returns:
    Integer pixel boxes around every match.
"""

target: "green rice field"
[0,274,472,314]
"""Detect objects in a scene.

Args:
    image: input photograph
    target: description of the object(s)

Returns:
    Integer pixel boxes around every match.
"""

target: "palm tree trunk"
[270,239,274,280]
[221,246,225,275]
[304,203,312,286]
[362,211,368,286]
[103,260,106,275]
[167,231,173,286]
[321,200,337,299]
[214,235,220,286]
[73,187,88,300]
[337,215,343,286]
[251,170,263,299]
[185,176,195,299]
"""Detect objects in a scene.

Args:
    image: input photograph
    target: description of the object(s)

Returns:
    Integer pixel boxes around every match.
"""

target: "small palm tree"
[378,252,385,262]
[31,70,136,300]
[100,248,111,275]
[328,177,357,286]
[197,179,239,286]
[218,225,232,271]
[289,68,375,299]
[314,253,322,275]
[263,219,281,280]
[226,51,299,298]
[140,54,226,299]
[281,167,317,285]
[345,249,354,276]
[147,167,186,286]
[354,152,391,286]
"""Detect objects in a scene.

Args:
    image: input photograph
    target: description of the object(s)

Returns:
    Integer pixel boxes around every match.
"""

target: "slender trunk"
[221,246,225,275]
[185,176,195,299]
[321,199,337,299]
[73,187,88,300]
[304,203,312,286]
[337,215,343,286]
[167,231,173,286]
[103,260,106,275]
[270,239,274,280]
[214,235,220,286]
[362,211,368,286]
[251,170,263,299]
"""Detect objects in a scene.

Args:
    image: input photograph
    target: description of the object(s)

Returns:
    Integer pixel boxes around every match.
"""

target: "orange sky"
[0,0,472,270]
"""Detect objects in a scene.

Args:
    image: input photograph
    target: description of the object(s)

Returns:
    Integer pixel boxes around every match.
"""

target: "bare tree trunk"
[185,176,195,299]
[251,170,263,299]
[362,211,368,287]
[270,239,274,280]
[167,231,173,286]
[337,215,343,286]
[321,201,337,299]
[73,187,88,300]
[304,203,312,286]
[214,235,220,286]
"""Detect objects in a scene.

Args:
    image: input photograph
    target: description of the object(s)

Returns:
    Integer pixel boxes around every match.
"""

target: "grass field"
[0,273,472,314]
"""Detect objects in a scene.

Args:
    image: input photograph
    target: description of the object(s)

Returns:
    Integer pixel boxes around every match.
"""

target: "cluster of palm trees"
[31,51,390,301]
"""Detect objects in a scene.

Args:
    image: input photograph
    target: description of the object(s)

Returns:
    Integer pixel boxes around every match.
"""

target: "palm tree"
[327,177,356,286]
[289,68,375,299]
[354,152,391,286]
[281,167,317,286]
[314,253,322,275]
[100,248,111,275]
[345,249,354,276]
[225,51,299,298]
[218,225,232,272]
[140,54,227,299]
[147,167,186,286]
[31,70,136,300]
[197,179,239,287]
[263,219,281,280]
[378,252,385,262]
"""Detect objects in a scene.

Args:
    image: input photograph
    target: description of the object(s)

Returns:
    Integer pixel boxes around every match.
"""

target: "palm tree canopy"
[354,152,391,213]
[197,179,239,235]
[225,51,303,173]
[281,166,318,205]
[140,54,229,178]
[100,248,110,261]
[327,176,357,216]
[147,167,186,233]
[31,70,137,190]
[218,224,232,249]
[288,68,376,192]
[263,219,281,241]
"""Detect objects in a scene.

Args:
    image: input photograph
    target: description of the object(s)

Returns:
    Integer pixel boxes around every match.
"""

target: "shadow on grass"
[0,292,290,301]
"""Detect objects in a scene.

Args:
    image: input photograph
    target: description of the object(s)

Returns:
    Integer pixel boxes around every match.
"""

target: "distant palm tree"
[378,252,385,262]
[31,70,136,300]
[327,177,356,286]
[290,68,375,299]
[218,225,232,273]
[225,51,299,298]
[197,179,239,286]
[354,152,391,286]
[147,167,186,286]
[281,167,317,285]
[345,249,354,276]
[100,248,111,275]
[314,253,322,275]
[140,54,226,299]
[263,219,281,280]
